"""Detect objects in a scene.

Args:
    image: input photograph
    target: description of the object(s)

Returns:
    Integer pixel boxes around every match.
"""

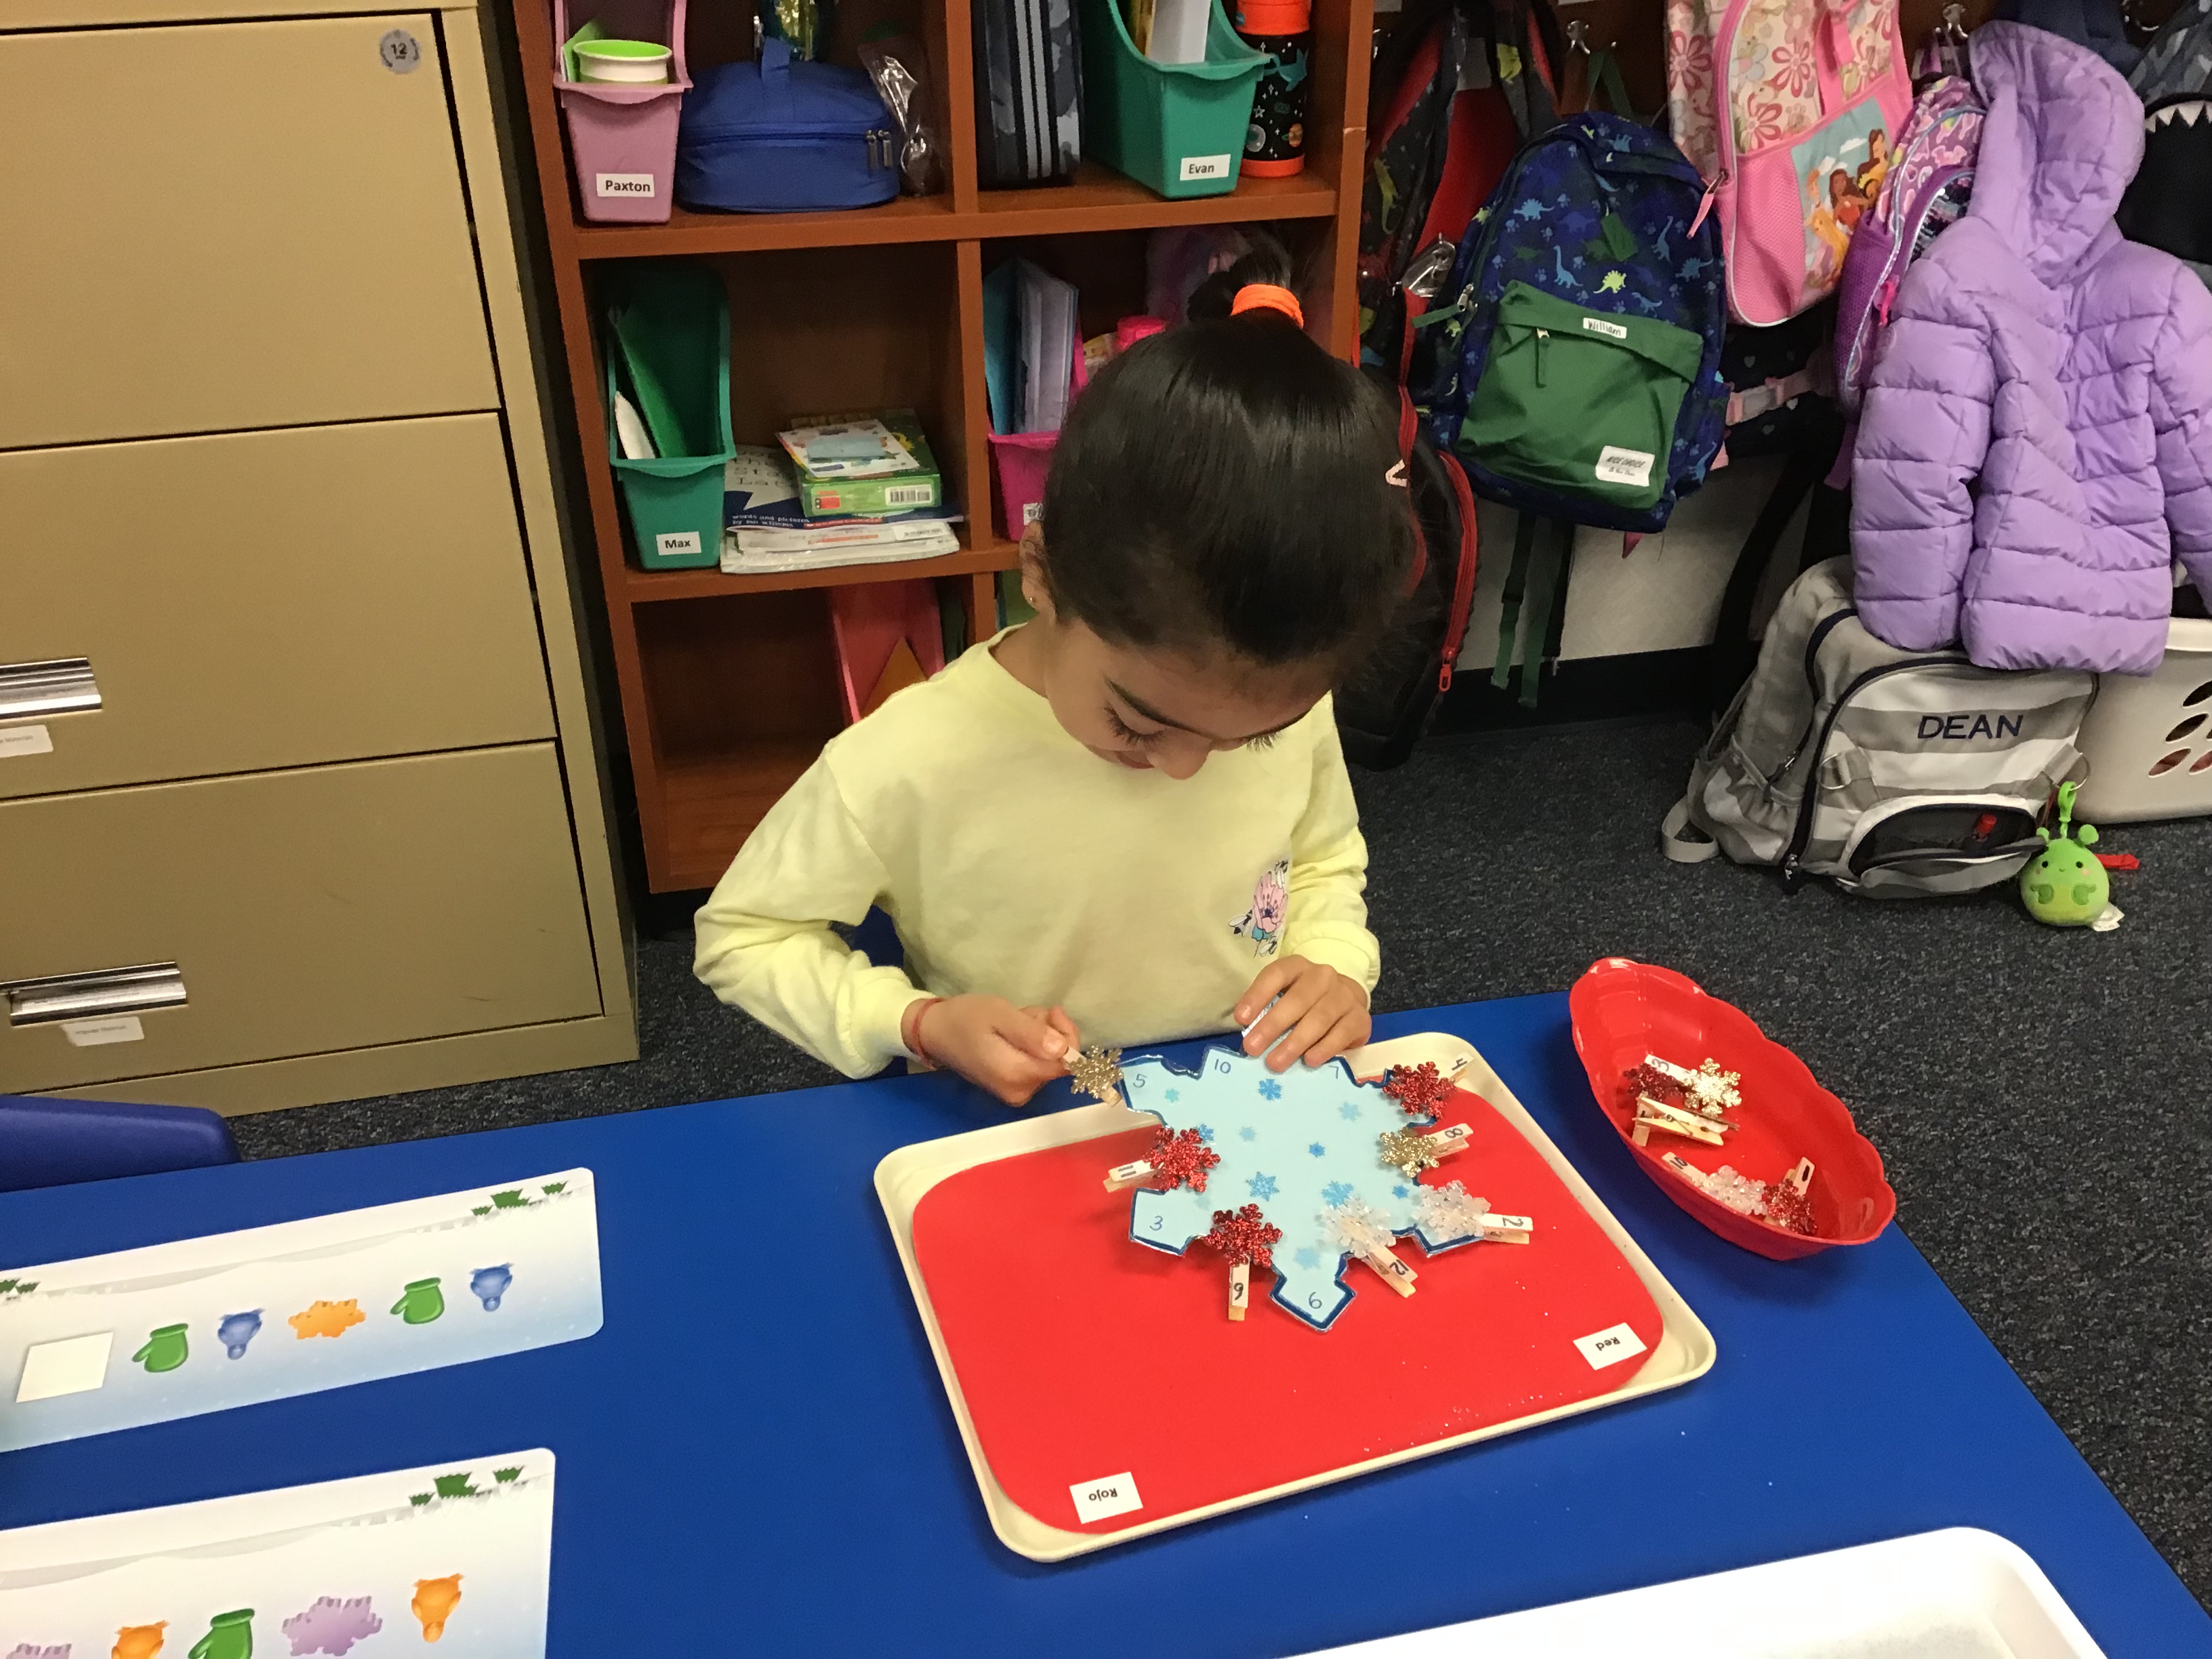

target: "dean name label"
[597,173,657,198]
[1919,712,2025,741]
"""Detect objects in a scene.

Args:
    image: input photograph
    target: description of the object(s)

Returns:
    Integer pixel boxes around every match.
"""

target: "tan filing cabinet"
[0,1,637,1110]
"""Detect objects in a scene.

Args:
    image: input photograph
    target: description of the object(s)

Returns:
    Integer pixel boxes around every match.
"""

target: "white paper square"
[17,1332,114,1403]
[1573,1322,1649,1371]
[1069,1471,1143,1523]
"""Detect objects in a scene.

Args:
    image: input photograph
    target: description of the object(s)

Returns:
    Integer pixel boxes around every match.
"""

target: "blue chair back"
[0,1094,241,1193]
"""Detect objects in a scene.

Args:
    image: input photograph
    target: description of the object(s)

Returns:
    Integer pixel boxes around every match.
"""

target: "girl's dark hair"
[1036,239,1418,672]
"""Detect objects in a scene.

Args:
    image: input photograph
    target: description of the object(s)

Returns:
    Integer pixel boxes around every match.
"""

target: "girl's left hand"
[1235,956,1372,1073]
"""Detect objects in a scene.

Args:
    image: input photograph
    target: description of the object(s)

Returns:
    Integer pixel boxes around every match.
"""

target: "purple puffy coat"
[1851,22,2212,674]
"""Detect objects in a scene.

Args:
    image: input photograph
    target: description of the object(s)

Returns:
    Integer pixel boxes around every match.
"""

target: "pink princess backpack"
[1665,0,1914,325]
[1832,73,1984,413]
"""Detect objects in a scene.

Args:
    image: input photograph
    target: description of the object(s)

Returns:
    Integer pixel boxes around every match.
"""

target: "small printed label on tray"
[1179,153,1233,182]
[597,172,657,197]
[655,531,702,559]
[0,723,53,758]
[62,1015,144,1048]
[1573,1322,1648,1370]
[1069,1471,1143,1523]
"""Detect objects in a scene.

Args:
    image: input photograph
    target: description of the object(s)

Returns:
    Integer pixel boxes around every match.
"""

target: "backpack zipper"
[1778,649,1973,886]
[1759,603,1858,789]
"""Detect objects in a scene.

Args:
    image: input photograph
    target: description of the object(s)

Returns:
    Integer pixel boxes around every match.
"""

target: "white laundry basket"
[2075,617,2212,821]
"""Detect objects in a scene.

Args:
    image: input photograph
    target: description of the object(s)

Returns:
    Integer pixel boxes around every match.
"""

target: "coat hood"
[1969,20,2146,279]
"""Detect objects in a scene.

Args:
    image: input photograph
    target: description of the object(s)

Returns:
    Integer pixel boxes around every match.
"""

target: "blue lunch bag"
[676,39,901,213]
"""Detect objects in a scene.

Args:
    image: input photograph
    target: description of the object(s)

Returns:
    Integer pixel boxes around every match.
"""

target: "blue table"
[3,994,2205,1656]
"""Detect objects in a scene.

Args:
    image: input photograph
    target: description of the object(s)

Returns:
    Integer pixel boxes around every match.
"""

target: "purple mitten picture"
[282,1596,382,1657]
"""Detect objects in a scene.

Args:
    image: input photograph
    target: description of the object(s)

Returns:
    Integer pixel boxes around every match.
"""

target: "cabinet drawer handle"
[0,657,100,721]
[4,963,186,1026]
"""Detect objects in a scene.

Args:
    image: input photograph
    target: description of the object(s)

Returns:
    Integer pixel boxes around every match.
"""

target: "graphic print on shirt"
[1229,857,1290,956]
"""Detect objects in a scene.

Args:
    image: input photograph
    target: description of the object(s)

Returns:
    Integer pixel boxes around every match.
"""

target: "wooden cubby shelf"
[510,0,1370,890]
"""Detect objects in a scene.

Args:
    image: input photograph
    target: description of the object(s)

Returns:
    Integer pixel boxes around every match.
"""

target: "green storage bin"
[1081,0,1268,200]
[604,264,733,570]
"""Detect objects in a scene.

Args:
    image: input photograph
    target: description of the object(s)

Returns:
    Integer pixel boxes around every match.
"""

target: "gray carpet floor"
[234,718,2212,1605]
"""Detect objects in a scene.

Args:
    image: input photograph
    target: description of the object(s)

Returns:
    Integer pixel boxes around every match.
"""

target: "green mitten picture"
[392,1277,445,1325]
[132,1324,189,1374]
[187,1607,255,1659]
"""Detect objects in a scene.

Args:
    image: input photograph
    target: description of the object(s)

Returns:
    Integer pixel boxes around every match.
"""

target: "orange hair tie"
[1231,283,1305,327]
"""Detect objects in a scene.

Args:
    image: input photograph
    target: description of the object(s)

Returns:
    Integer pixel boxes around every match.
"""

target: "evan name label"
[1069,1471,1143,1523]
[1573,1322,1649,1370]
[597,172,657,198]
[1595,445,1655,488]
[1179,154,1232,182]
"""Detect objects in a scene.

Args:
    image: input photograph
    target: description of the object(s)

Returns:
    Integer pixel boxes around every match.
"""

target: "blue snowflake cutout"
[1258,1078,1283,1101]
[1120,1044,1477,1330]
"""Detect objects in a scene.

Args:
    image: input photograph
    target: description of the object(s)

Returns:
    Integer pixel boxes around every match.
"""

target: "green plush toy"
[2020,780,2108,926]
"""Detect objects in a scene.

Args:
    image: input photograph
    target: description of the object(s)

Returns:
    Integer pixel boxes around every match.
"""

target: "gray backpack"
[1662,560,2095,897]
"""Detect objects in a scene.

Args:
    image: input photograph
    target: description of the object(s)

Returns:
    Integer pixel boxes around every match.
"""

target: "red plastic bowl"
[1568,958,1896,1260]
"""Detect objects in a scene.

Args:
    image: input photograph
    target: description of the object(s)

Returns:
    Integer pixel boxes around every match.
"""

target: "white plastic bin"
[2075,617,2212,821]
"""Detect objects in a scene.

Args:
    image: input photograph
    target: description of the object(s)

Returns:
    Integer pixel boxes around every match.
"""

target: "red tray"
[1568,958,1896,1260]
[883,1035,1713,1557]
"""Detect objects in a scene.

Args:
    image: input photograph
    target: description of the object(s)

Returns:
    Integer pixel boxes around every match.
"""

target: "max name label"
[597,172,658,197]
[1573,1321,1648,1370]
[1069,1471,1143,1523]
[1179,154,1233,181]
[655,531,702,558]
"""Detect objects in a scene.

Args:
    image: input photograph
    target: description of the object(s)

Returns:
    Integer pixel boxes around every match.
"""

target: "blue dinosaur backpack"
[1424,112,1728,535]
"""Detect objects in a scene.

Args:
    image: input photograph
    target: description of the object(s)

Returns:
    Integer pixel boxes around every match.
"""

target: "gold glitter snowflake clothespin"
[1070,1045,1124,1105]
[1687,1059,1742,1114]
[1378,1126,1444,1179]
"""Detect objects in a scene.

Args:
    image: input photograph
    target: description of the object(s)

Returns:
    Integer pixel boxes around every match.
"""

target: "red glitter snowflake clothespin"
[1104,1125,1221,1194]
[1204,1202,1282,1322]
[1382,1061,1455,1122]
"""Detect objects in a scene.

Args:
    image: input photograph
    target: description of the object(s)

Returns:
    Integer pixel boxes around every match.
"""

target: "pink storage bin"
[829,580,948,724]
[989,430,1057,540]
[552,0,691,224]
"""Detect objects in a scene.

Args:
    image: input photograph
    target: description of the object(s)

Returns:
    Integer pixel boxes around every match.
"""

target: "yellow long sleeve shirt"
[693,634,1380,1078]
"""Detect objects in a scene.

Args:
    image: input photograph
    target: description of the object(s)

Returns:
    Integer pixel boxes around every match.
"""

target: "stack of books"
[721,410,960,574]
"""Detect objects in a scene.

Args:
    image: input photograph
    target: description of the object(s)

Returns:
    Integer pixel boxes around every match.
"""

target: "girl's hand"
[1235,957,1372,1073]
[909,995,1078,1106]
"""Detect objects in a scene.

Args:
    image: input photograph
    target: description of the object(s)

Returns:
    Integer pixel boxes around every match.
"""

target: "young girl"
[693,244,1419,1105]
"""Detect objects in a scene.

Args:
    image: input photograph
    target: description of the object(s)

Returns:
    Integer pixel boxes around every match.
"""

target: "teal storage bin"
[1080,0,1268,199]
[604,264,733,570]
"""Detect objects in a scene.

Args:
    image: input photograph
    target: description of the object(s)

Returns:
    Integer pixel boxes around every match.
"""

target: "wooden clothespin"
[1103,1158,1154,1193]
[1228,1261,1250,1320]
[1070,1045,1125,1108]
[1104,1126,1221,1194]
[1477,1211,1532,1244]
[1326,1202,1418,1295]
[1785,1156,1815,1195]
[1633,1094,1729,1147]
